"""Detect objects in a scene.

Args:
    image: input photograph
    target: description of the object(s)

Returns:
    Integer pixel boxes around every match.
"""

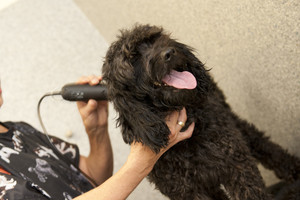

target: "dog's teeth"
[154,82,162,86]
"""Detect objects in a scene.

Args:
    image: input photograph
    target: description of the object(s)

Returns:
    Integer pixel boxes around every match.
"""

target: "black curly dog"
[102,24,300,200]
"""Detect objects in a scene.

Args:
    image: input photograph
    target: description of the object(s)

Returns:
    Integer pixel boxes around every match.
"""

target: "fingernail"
[92,79,98,84]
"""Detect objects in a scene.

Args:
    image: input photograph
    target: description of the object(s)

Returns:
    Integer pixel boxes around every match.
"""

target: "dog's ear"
[102,46,136,93]
[114,96,170,153]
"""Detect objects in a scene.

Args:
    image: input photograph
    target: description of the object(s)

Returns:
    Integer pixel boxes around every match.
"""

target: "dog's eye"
[163,48,176,62]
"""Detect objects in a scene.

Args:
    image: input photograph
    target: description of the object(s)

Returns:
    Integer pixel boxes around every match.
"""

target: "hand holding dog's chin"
[127,109,195,175]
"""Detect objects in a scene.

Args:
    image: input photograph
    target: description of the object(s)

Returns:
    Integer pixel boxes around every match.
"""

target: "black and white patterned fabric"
[0,121,94,200]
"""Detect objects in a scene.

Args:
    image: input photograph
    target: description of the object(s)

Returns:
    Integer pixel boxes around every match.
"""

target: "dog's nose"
[163,48,176,61]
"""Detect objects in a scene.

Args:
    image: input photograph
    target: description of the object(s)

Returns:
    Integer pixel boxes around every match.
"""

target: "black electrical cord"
[37,91,98,187]
[37,91,61,145]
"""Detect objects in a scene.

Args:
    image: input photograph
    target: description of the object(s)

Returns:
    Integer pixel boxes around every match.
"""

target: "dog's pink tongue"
[162,70,197,89]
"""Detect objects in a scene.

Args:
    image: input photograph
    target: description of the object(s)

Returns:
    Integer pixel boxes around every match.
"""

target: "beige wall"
[75,0,300,186]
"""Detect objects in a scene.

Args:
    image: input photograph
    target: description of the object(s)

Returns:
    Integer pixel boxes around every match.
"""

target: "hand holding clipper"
[61,83,107,101]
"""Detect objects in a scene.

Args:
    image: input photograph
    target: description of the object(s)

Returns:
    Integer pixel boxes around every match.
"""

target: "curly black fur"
[102,24,300,200]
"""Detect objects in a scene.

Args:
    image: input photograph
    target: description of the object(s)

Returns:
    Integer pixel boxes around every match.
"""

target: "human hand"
[76,76,113,186]
[127,108,194,174]
[76,75,109,138]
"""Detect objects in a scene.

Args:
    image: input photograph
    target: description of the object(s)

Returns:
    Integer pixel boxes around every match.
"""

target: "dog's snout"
[163,48,176,61]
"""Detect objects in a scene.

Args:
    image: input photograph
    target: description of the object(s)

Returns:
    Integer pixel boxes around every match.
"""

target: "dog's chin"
[154,87,198,108]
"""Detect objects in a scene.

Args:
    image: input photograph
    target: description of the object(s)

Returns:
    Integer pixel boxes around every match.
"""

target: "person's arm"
[76,76,113,186]
[74,107,195,200]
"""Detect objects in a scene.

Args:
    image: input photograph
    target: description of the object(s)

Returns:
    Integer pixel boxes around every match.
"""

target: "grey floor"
[0,0,165,199]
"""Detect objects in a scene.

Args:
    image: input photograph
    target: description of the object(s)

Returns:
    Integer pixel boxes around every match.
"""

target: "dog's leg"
[214,142,272,200]
[221,175,272,200]
[234,117,300,182]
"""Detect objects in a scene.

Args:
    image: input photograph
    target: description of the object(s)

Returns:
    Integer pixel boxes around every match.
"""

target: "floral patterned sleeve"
[47,135,80,167]
[15,122,80,167]
[0,172,49,199]
[0,121,94,199]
